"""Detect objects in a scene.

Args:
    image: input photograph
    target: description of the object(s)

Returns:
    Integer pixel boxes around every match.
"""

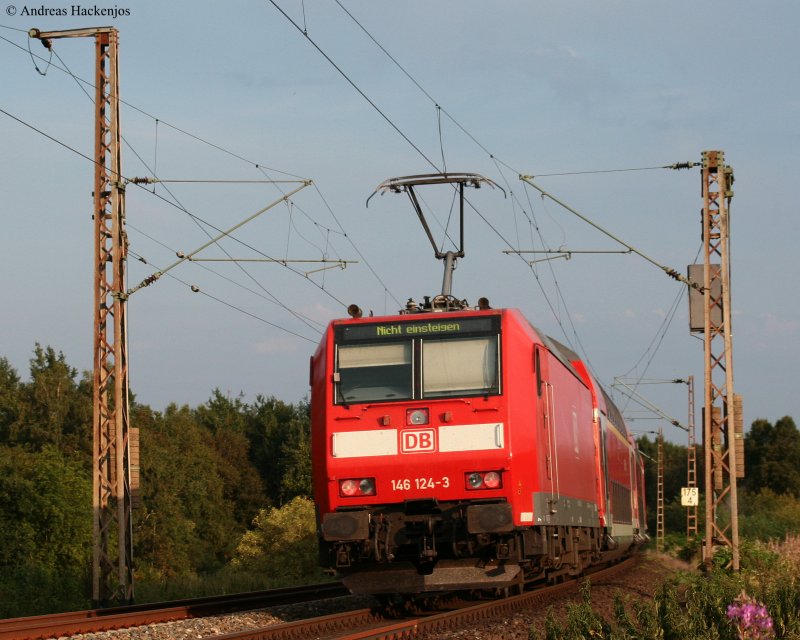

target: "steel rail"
[0,582,348,640]
[346,557,639,640]
[211,557,640,640]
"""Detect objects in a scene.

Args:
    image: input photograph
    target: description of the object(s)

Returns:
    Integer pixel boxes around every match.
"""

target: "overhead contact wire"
[0,32,307,179]
[2,28,408,315]
[0,104,344,326]
[46,46,328,332]
[617,243,703,413]
[312,182,403,308]
[266,0,441,173]
[128,223,325,329]
[325,2,600,369]
[128,249,318,343]
[273,1,596,364]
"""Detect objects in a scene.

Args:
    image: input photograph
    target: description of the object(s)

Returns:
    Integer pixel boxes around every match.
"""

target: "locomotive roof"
[544,335,628,438]
[538,334,587,387]
[600,387,628,437]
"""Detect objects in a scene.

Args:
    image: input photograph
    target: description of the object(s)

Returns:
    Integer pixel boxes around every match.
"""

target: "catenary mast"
[29,26,135,604]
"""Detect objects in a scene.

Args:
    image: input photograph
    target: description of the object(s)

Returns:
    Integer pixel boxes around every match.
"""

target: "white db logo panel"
[400,428,436,453]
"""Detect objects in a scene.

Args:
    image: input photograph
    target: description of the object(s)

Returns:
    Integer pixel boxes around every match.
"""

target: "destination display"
[337,316,497,342]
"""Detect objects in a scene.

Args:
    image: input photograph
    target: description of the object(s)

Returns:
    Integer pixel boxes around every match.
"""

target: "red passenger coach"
[310,304,648,595]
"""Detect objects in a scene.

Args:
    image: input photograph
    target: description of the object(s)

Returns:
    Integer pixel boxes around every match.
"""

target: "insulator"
[668,161,697,170]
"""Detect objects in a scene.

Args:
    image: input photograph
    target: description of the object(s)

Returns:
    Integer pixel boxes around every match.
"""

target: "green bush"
[230,496,324,581]
[740,490,800,541]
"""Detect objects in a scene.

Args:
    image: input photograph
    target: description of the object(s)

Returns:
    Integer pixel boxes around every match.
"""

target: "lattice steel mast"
[699,150,740,570]
[29,26,134,604]
[656,427,664,552]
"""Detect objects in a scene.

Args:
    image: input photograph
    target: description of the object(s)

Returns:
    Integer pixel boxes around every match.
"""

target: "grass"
[0,565,332,618]
[530,536,800,639]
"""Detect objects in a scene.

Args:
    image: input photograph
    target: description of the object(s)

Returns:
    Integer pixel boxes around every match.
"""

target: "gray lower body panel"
[532,492,598,527]
[341,559,520,594]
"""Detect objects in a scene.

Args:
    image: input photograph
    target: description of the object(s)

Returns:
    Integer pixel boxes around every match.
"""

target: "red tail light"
[465,471,503,490]
[339,477,376,497]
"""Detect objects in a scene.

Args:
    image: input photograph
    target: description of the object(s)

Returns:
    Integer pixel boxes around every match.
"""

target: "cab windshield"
[337,342,412,403]
[335,323,500,404]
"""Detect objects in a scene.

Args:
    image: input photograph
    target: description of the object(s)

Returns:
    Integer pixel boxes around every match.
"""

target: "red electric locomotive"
[309,174,647,595]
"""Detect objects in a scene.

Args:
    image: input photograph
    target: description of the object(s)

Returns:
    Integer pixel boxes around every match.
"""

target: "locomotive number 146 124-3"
[391,477,450,491]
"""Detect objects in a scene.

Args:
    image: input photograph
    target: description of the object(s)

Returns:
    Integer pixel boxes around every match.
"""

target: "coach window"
[421,336,499,398]
[336,342,413,403]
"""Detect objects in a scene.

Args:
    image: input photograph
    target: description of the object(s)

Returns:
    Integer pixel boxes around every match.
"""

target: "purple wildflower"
[726,591,775,640]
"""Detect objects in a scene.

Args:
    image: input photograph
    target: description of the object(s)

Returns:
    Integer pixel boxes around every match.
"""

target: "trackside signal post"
[690,150,741,570]
[29,26,135,604]
[685,376,698,538]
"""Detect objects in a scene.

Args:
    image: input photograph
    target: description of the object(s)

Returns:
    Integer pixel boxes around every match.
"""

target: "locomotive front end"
[311,310,520,594]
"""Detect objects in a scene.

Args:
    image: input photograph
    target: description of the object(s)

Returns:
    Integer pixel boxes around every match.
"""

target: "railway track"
[0,581,349,640]
[2,557,638,640]
[213,556,640,640]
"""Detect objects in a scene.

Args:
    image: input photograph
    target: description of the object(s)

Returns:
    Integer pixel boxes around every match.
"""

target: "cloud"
[253,337,300,356]
[623,308,636,319]
[530,45,619,110]
[761,313,799,338]
[299,302,339,325]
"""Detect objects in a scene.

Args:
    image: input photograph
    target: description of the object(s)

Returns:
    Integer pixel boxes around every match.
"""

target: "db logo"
[400,428,436,453]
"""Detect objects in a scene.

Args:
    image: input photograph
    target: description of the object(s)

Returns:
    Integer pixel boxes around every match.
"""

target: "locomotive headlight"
[339,477,376,497]
[406,408,430,425]
[358,478,376,495]
[465,471,503,490]
[467,472,484,489]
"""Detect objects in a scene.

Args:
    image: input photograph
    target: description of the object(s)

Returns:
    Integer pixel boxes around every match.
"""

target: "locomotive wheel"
[376,593,429,617]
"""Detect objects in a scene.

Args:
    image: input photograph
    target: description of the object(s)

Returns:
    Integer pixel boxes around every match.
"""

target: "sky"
[1,0,798,443]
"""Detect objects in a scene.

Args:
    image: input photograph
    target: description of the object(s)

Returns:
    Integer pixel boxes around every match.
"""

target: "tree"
[0,357,21,444]
[9,345,92,455]
[133,403,247,576]
[744,416,800,497]
[212,428,267,526]
[195,390,266,527]
[279,429,312,501]
[739,489,800,540]
[0,445,91,568]
[0,444,92,616]
[0,344,318,600]
[230,496,320,580]
[246,396,312,505]
[195,389,249,435]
